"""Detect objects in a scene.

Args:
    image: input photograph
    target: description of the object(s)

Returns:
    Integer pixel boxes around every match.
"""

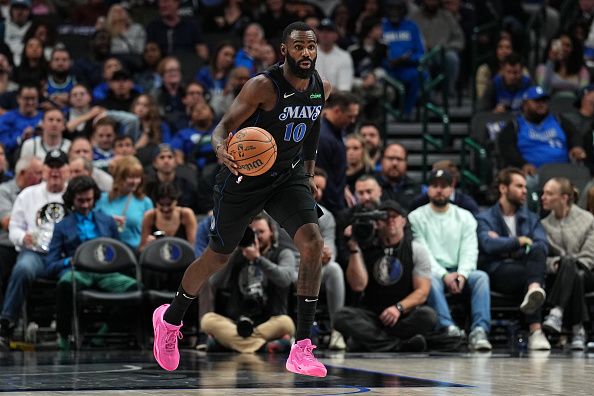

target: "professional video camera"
[351,208,388,248]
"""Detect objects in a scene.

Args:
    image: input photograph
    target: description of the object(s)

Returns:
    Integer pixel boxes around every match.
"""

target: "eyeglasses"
[186,90,204,96]
[157,200,175,208]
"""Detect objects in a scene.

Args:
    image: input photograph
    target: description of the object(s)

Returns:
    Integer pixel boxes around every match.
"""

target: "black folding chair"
[537,163,592,193]
[140,237,197,343]
[139,237,196,305]
[71,238,142,349]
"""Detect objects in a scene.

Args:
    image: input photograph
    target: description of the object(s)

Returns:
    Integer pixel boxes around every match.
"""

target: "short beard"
[507,194,524,209]
[285,55,316,79]
[525,110,547,124]
[430,197,449,208]
[51,69,69,80]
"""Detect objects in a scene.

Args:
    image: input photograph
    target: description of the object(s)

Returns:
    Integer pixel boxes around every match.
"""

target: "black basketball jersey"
[238,64,325,172]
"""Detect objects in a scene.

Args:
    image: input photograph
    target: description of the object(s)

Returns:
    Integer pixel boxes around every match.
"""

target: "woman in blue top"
[96,155,153,251]
[195,42,236,98]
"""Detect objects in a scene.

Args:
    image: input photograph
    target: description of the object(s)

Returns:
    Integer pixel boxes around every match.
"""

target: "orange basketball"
[227,127,277,176]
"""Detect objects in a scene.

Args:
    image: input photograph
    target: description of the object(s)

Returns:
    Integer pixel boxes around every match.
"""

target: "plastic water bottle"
[516,332,528,354]
[311,321,320,345]
[26,322,38,344]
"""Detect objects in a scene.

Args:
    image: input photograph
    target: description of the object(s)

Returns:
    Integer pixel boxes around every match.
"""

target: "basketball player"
[152,22,331,377]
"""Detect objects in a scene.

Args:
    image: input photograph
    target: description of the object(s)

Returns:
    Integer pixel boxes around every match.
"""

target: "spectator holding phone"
[536,33,589,95]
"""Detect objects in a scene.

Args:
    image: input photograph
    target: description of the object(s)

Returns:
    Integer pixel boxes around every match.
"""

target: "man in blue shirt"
[382,0,425,119]
[44,176,137,350]
[498,86,586,177]
[0,83,43,159]
[477,54,531,113]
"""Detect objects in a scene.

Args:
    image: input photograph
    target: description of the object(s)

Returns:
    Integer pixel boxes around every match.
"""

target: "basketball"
[227,127,277,176]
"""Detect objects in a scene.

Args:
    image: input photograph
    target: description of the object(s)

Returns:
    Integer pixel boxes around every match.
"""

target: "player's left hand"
[217,132,239,176]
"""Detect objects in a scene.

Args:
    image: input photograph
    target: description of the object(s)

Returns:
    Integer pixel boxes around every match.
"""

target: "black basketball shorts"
[208,162,319,254]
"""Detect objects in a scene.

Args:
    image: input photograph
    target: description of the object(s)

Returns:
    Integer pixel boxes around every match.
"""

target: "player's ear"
[280,44,287,56]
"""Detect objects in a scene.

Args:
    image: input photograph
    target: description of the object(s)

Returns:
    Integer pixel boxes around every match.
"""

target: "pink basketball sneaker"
[152,304,183,371]
[285,338,327,377]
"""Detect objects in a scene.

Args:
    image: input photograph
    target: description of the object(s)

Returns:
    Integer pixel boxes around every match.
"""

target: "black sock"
[295,295,318,341]
[163,285,196,325]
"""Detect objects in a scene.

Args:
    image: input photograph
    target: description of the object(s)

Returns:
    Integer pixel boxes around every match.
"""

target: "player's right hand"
[216,132,239,176]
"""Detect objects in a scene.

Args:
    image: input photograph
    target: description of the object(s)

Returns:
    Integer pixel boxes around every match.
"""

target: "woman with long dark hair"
[139,182,197,251]
[195,42,236,98]
[132,93,171,149]
[13,37,48,86]
[536,33,589,94]
[475,35,514,99]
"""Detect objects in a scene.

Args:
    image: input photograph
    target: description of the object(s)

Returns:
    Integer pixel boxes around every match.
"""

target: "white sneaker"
[468,327,492,351]
[520,287,546,314]
[329,330,346,350]
[446,325,464,338]
[571,333,586,350]
[542,314,562,334]
[528,330,551,350]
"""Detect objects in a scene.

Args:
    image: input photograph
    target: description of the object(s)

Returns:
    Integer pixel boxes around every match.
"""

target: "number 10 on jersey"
[283,122,307,142]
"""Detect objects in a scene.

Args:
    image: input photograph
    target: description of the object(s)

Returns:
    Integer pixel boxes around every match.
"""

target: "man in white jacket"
[0,149,69,350]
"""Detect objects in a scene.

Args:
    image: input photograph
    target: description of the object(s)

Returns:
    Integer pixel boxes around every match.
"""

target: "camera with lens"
[351,208,388,248]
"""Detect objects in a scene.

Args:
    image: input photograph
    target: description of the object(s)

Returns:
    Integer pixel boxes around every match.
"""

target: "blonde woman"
[105,4,146,55]
[96,155,153,250]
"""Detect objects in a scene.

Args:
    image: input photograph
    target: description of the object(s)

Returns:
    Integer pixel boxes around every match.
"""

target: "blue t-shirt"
[516,114,569,167]
[0,110,43,154]
[48,75,76,98]
[382,18,425,69]
[93,146,114,171]
[234,49,256,75]
[493,75,531,111]
[195,66,227,97]
[170,126,216,168]
[95,192,154,250]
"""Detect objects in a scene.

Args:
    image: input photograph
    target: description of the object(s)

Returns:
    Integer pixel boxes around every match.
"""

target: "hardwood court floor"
[0,349,592,395]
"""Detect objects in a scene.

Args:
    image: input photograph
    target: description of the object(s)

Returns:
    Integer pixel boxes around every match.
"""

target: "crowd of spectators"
[0,0,593,355]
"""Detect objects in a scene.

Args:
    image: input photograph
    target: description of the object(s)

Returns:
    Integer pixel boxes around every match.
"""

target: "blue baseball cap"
[522,86,550,102]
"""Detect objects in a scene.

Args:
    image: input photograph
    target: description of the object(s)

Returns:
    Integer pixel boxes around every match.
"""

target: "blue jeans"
[1,250,46,322]
[389,66,421,118]
[427,270,491,332]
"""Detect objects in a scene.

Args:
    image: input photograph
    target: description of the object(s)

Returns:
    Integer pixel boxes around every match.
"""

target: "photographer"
[333,200,437,352]
[200,213,295,353]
